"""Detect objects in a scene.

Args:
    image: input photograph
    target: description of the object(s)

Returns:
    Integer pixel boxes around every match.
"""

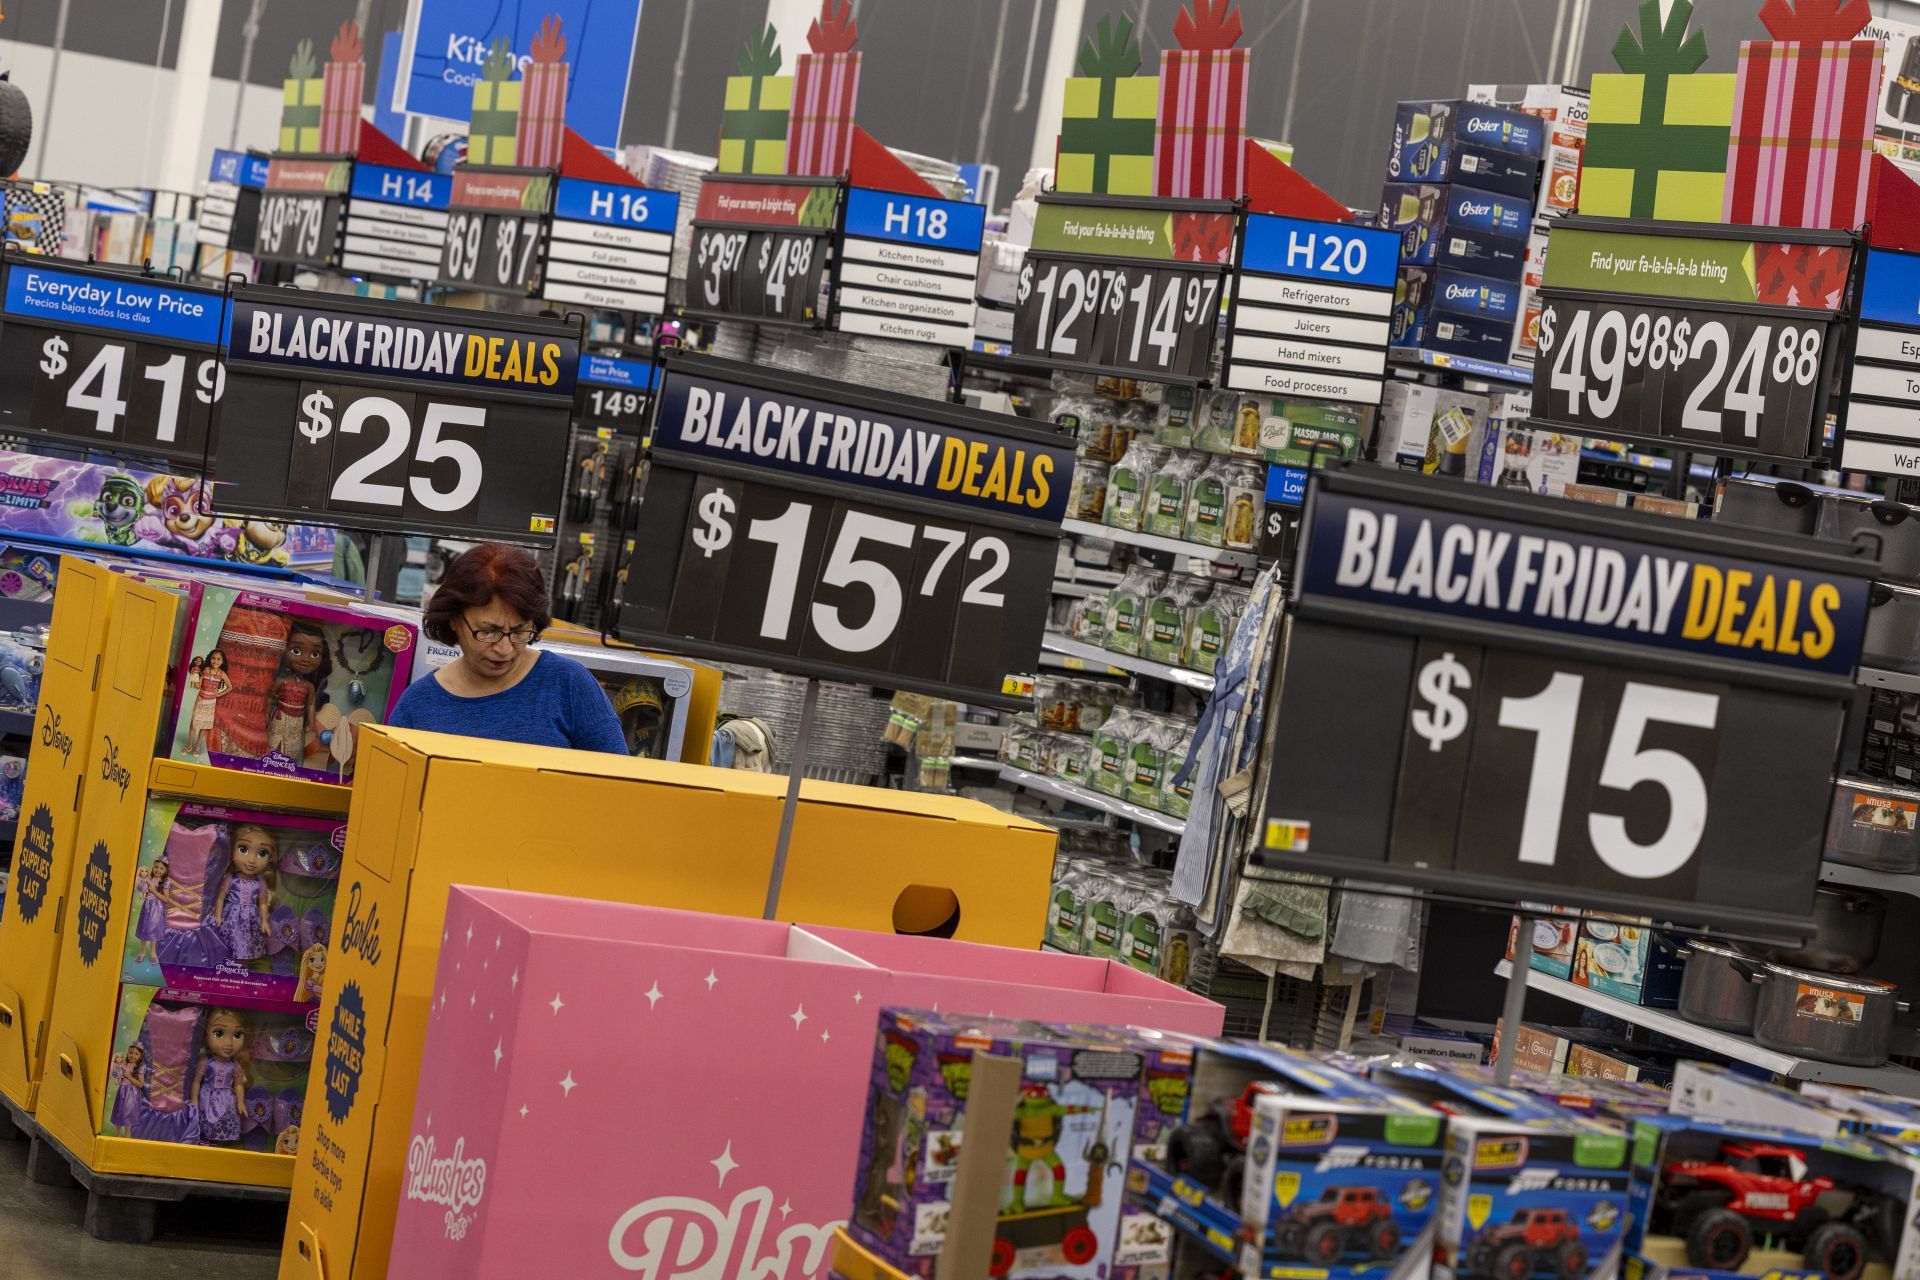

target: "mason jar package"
[1067,459,1110,521]
[1051,732,1092,787]
[1069,594,1106,643]
[1145,577,1211,667]
[1082,875,1126,960]
[1121,876,1166,975]
[1185,457,1230,547]
[1144,450,1203,538]
[1089,709,1137,797]
[1189,585,1249,674]
[1157,385,1196,449]
[1103,565,1168,657]
[1103,441,1168,532]
[1126,715,1177,811]
[1044,860,1088,953]
[1159,904,1201,987]
[1222,460,1265,552]
[1193,389,1238,454]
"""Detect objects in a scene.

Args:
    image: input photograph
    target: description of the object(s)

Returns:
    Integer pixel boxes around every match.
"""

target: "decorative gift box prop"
[279,38,324,154]
[514,15,568,171]
[278,728,1072,1280]
[786,0,860,178]
[1378,183,1531,280]
[1373,1063,1632,1280]
[1387,100,1547,197]
[121,799,345,1009]
[1057,14,1158,196]
[1582,0,1737,221]
[320,21,364,155]
[720,24,793,175]
[380,890,1221,1280]
[1569,915,1684,1007]
[1724,0,1884,229]
[1153,0,1249,201]
[468,39,522,167]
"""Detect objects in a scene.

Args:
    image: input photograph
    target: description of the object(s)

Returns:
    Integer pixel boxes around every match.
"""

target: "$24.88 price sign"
[32,333,224,459]
[688,228,823,326]
[440,211,542,293]
[1012,256,1220,381]
[1532,294,1831,458]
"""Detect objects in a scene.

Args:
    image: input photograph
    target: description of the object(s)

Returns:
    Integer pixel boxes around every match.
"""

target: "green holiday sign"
[1542,226,1760,304]
[1031,202,1181,261]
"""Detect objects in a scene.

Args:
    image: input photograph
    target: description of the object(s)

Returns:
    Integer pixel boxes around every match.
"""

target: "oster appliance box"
[1379,184,1531,280]
[1386,100,1547,197]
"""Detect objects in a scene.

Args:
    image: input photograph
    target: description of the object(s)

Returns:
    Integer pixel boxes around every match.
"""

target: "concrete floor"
[0,1130,279,1278]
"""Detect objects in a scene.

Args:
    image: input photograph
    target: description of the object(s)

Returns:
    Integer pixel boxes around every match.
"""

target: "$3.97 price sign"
[1013,256,1220,382]
[688,227,824,326]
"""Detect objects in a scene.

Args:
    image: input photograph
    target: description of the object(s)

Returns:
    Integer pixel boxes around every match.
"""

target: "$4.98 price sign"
[688,227,824,326]
[1013,256,1220,382]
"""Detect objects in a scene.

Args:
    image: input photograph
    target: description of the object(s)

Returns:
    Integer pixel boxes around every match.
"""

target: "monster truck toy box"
[1624,1112,1919,1280]
[1372,1063,1631,1280]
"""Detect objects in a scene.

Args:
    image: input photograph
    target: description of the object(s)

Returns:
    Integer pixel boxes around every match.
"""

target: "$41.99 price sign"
[683,175,839,328]
[620,356,1074,705]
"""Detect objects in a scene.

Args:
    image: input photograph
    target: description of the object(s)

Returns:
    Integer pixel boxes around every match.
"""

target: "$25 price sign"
[619,356,1074,705]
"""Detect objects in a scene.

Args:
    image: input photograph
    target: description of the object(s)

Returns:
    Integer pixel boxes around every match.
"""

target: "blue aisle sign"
[1224,213,1399,406]
[394,0,643,151]
[553,178,679,230]
[1842,247,1920,478]
[834,187,986,347]
[208,150,270,189]
[1240,214,1398,290]
[841,188,987,253]
[5,262,223,345]
[542,179,677,314]
[349,164,451,209]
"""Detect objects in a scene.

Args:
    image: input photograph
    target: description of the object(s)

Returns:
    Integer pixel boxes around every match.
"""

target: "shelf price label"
[436,168,550,295]
[832,186,986,347]
[212,285,579,543]
[1224,213,1398,406]
[541,177,678,315]
[618,355,1075,704]
[1256,464,1877,936]
[342,163,451,281]
[253,156,350,267]
[574,352,656,434]
[1011,195,1234,383]
[683,176,838,328]
[0,256,228,466]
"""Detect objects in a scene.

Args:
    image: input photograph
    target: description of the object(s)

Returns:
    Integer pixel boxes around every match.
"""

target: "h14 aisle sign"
[343,164,451,281]
[1224,213,1397,406]
[833,187,985,347]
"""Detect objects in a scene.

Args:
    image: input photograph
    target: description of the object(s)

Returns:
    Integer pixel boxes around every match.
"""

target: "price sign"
[1011,194,1233,383]
[832,186,985,347]
[0,255,227,466]
[541,177,678,314]
[683,175,838,327]
[437,168,550,295]
[1528,218,1851,462]
[1839,248,1920,478]
[342,163,451,281]
[1255,464,1876,936]
[253,157,350,266]
[212,284,579,542]
[1224,213,1398,405]
[198,150,269,252]
[574,352,655,434]
[619,355,1074,704]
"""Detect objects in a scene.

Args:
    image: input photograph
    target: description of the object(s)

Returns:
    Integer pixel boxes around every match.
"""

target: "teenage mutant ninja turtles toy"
[1009,1084,1098,1213]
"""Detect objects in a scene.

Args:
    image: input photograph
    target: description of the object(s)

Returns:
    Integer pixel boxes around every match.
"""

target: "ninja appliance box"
[1386,100,1547,197]
[1379,183,1531,281]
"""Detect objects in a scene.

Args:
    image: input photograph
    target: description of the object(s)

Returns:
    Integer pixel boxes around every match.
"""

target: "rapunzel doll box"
[163,585,418,784]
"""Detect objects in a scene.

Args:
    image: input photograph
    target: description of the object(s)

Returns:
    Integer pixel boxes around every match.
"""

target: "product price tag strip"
[254,154,352,268]
[616,354,1075,707]
[684,175,840,328]
[1525,216,1857,465]
[574,352,657,437]
[1011,192,1235,385]
[1254,464,1877,938]
[436,166,553,296]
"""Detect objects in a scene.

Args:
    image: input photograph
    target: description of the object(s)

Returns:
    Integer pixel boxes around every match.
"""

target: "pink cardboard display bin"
[384,887,1222,1280]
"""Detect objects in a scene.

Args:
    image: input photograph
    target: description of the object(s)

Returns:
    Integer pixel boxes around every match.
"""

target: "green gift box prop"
[468,37,521,167]
[1581,0,1735,221]
[278,39,323,153]
[1056,14,1158,196]
[719,25,791,176]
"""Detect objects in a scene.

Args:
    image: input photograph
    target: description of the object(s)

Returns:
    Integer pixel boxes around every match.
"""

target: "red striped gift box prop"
[1724,36,1883,229]
[320,20,364,154]
[516,15,570,171]
[1152,0,1249,200]
[788,50,860,177]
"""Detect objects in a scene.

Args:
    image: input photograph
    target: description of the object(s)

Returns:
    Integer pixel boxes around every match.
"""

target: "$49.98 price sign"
[212,285,579,542]
[0,255,227,466]
[620,356,1074,705]
[684,175,838,328]
[1257,464,1874,936]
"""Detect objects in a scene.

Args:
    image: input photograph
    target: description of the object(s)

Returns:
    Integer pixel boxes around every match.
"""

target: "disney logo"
[99,737,131,800]
[340,881,382,967]
[40,706,70,765]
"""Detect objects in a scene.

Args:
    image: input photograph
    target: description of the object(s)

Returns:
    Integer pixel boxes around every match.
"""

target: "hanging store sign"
[1256,464,1875,937]
[1224,213,1398,406]
[212,284,578,543]
[574,352,655,434]
[1011,194,1234,383]
[683,176,838,328]
[437,168,550,295]
[254,156,351,267]
[540,177,678,315]
[199,150,270,252]
[341,164,451,281]
[1527,217,1853,462]
[831,186,985,348]
[0,255,228,467]
[618,355,1073,705]
[1839,247,1920,478]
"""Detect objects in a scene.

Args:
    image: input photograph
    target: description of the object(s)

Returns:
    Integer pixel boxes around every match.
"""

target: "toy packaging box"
[1800,1083,1920,1142]
[1570,916,1683,1008]
[120,797,345,1007]
[1373,1064,1631,1280]
[1379,183,1531,281]
[1386,100,1547,196]
[100,982,316,1153]
[164,585,417,783]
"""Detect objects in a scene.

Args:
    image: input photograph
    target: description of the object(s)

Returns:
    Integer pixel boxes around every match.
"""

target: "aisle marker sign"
[619,354,1074,705]
[1224,213,1397,406]
[341,164,451,281]
[1840,248,1920,478]
[832,187,986,347]
[199,150,270,251]
[541,178,678,315]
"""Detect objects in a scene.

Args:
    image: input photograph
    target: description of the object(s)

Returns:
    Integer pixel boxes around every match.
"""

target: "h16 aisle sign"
[684,176,838,327]
[541,178,678,315]
[1257,465,1875,937]
[212,285,579,543]
[1839,248,1920,478]
[619,356,1074,705]
[0,255,227,467]
[832,187,985,347]
[1224,213,1397,406]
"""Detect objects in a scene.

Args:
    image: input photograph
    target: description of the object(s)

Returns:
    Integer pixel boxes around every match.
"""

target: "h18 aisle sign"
[342,164,451,281]
[540,178,678,315]
[619,355,1074,705]
[211,285,579,543]
[1840,248,1920,478]
[832,187,985,347]
[1257,465,1874,937]
[1224,213,1397,406]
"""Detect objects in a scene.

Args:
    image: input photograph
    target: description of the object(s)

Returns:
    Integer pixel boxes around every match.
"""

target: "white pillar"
[159,0,223,192]
[766,0,820,72]
[1028,0,1088,176]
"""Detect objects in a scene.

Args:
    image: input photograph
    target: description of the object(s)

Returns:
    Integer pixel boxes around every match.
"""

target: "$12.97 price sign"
[1257,464,1875,936]
[212,285,579,543]
[620,355,1075,705]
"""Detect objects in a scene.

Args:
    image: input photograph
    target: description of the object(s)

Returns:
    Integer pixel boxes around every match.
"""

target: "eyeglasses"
[462,619,538,647]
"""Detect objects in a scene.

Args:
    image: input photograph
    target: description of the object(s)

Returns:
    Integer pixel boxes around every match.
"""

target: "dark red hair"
[423,543,552,646]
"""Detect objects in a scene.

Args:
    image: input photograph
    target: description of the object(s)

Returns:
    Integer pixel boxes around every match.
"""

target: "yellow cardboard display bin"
[280,726,1056,1280]
[33,576,349,1185]
[0,557,118,1115]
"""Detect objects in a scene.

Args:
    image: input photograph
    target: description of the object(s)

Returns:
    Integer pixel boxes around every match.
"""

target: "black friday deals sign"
[619,355,1075,705]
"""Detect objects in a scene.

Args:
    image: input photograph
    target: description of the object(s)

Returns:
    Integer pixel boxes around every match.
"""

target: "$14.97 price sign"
[213,285,579,542]
[0,255,227,467]
[619,355,1075,705]
[1256,464,1875,936]
[683,175,839,327]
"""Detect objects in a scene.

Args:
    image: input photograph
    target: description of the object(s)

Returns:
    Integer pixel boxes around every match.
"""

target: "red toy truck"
[1164,1081,1276,1205]
[1659,1141,1895,1280]
[1276,1186,1401,1262]
[1465,1207,1587,1280]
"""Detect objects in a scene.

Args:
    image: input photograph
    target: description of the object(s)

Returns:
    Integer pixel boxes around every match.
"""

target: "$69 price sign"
[291,383,489,520]
[35,332,224,452]
[1013,256,1220,380]
[690,228,820,324]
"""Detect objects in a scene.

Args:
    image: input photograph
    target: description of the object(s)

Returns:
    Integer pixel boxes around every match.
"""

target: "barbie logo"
[607,1185,839,1280]
[404,1134,488,1221]
[339,881,382,967]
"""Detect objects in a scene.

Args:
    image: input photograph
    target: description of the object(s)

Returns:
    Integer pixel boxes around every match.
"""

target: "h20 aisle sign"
[212,285,579,543]
[685,176,838,327]
[0,255,227,466]
[1257,465,1875,937]
[1225,213,1398,406]
[1840,248,1920,478]
[832,187,986,348]
[619,355,1075,706]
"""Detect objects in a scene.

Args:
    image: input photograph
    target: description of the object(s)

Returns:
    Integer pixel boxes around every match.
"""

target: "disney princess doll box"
[164,586,417,783]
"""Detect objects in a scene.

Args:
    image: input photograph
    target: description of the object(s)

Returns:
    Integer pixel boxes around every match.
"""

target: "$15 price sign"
[620,356,1075,705]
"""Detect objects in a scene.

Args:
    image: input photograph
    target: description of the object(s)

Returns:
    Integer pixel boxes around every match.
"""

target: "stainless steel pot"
[1746,963,1908,1067]
[1675,940,1762,1033]
[1765,885,1887,975]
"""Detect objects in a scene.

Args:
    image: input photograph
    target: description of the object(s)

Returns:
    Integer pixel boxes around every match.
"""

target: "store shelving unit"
[1387,346,1533,387]
[996,763,1186,835]
[1059,519,1258,570]
[1858,666,1920,696]
[1494,961,1920,1093]
[1821,859,1920,895]
[1041,635,1216,693]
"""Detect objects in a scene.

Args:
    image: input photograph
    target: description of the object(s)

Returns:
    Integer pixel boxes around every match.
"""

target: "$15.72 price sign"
[684,175,838,327]
[0,255,227,467]
[1257,464,1875,936]
[213,285,580,543]
[620,355,1075,705]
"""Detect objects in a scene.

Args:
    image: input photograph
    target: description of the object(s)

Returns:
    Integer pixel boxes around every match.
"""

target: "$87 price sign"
[1012,255,1221,381]
[688,227,823,326]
